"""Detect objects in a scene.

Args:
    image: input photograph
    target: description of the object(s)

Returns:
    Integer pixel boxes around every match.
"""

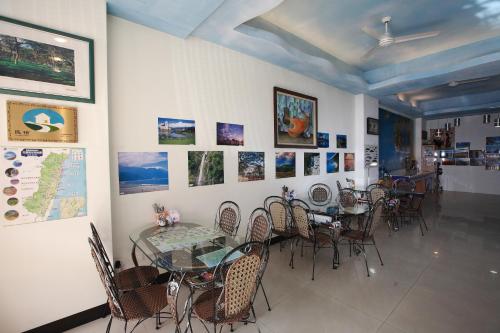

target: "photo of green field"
[0,34,75,86]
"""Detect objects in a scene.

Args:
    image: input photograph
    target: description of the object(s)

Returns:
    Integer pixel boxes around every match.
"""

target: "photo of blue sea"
[118,152,169,195]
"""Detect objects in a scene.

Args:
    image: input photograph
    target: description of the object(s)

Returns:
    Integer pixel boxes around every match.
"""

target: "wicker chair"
[191,241,265,333]
[214,201,241,237]
[263,195,286,212]
[366,185,388,207]
[88,238,171,333]
[245,208,273,311]
[90,223,158,291]
[341,198,385,277]
[268,200,298,268]
[289,200,337,280]
[308,183,332,206]
[399,192,429,236]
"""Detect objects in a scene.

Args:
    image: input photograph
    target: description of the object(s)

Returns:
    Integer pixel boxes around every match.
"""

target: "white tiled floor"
[69,191,500,333]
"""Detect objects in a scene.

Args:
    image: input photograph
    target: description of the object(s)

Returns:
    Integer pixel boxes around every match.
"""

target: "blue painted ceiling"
[107,0,500,118]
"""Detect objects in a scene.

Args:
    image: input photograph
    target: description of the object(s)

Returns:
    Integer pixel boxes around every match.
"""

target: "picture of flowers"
[275,152,296,178]
[274,87,317,148]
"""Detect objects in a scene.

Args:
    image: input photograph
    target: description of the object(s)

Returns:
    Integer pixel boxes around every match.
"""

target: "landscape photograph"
[326,152,339,173]
[0,33,75,86]
[188,151,224,186]
[238,152,264,182]
[216,122,244,146]
[304,152,320,176]
[275,152,296,178]
[158,117,195,145]
[118,152,169,195]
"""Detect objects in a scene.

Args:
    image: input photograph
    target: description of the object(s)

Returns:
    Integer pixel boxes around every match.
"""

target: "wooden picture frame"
[274,87,318,148]
[0,15,95,103]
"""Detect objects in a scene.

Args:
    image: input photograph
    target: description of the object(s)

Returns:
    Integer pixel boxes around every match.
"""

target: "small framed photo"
[367,117,379,135]
[0,15,94,103]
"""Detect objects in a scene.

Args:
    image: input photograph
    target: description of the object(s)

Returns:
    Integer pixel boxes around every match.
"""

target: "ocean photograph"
[118,152,169,195]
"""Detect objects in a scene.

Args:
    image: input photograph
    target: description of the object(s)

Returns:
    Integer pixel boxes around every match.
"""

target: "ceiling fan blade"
[394,31,440,43]
[362,26,382,40]
[361,45,380,60]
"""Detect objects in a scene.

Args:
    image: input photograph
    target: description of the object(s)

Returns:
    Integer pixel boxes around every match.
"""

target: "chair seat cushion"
[120,284,168,320]
[115,266,159,291]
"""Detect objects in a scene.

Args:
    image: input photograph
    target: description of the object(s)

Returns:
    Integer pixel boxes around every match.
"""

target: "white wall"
[354,94,379,185]
[0,1,111,332]
[425,115,500,195]
[107,16,363,269]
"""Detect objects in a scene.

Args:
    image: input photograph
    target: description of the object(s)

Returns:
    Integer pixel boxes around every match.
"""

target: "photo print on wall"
[188,151,224,186]
[344,153,355,171]
[118,152,169,195]
[337,134,347,148]
[275,152,296,178]
[238,152,264,182]
[304,152,320,176]
[158,117,195,145]
[326,152,339,173]
[217,122,244,146]
[317,132,329,148]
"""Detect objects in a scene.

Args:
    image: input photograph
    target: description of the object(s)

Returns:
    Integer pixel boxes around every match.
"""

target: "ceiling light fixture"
[484,114,491,124]
[490,270,498,274]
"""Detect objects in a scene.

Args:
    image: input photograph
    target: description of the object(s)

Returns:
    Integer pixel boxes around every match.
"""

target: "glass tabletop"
[129,222,245,273]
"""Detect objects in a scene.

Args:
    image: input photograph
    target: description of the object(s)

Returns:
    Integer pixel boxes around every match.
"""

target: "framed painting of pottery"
[274,87,318,148]
[0,15,95,103]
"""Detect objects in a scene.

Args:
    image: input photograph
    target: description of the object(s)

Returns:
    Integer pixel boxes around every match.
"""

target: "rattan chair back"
[215,201,241,236]
[263,195,285,211]
[246,207,273,245]
[337,188,358,208]
[268,200,291,232]
[364,198,386,238]
[308,183,332,206]
[88,238,125,319]
[368,186,388,205]
[90,223,114,276]
[213,241,264,321]
[394,179,415,192]
[290,202,313,240]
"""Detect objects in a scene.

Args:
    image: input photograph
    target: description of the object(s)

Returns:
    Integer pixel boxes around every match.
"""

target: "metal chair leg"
[420,212,429,231]
[106,316,113,333]
[301,239,304,257]
[312,241,317,280]
[260,281,272,311]
[373,239,383,266]
[358,243,370,277]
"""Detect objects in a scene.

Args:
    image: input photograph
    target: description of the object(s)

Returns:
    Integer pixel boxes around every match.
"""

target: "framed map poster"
[1,147,87,226]
[7,101,77,142]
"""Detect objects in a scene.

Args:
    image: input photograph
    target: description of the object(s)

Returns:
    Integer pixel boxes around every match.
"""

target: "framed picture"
[217,122,244,146]
[7,101,78,143]
[326,152,339,173]
[238,152,264,182]
[344,153,355,171]
[367,117,379,135]
[275,152,296,178]
[274,87,317,148]
[158,117,195,145]
[0,15,94,103]
[118,152,169,195]
[304,152,320,176]
[317,132,329,148]
[188,151,224,186]
[336,134,347,149]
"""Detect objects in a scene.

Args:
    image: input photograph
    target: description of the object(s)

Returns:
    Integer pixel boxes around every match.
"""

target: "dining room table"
[129,222,246,331]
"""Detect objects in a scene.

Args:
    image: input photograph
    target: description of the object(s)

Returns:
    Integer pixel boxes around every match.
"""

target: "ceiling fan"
[361,16,440,60]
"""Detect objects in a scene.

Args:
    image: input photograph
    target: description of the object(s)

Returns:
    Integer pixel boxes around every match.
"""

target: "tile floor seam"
[377,246,435,333]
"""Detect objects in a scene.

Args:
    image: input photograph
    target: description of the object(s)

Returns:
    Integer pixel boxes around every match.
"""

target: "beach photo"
[238,152,264,182]
[326,152,339,173]
[275,152,296,178]
[216,122,244,146]
[344,153,355,171]
[304,152,320,176]
[118,152,169,195]
[158,117,195,145]
[188,151,224,186]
